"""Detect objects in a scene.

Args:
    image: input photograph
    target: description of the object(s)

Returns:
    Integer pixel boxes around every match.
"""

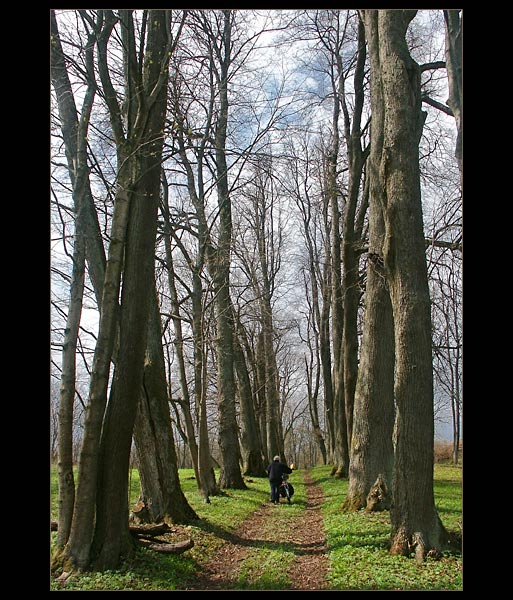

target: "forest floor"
[184,470,330,590]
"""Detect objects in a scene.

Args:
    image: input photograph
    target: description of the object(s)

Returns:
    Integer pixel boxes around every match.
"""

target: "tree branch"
[420,60,446,72]
[425,237,462,252]
[421,95,454,117]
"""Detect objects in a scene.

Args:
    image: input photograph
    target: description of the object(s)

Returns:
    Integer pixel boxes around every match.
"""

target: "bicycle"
[279,473,294,504]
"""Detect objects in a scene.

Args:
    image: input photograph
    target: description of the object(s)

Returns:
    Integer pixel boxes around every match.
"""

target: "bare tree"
[50,9,96,547]
[344,12,395,512]
[239,157,285,462]
[286,136,329,464]
[361,9,448,561]
[431,250,462,463]
[52,9,196,572]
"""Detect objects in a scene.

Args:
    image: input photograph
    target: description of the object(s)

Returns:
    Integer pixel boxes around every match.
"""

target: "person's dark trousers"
[270,482,280,503]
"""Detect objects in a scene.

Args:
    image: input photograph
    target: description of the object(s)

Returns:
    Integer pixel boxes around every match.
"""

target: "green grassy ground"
[50,463,462,591]
[313,464,462,590]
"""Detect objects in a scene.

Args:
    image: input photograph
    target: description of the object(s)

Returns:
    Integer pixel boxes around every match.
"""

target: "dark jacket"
[267,459,292,483]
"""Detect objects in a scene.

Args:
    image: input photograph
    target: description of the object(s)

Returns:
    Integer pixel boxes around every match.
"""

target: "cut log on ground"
[129,521,194,554]
[51,520,193,555]
[129,523,171,536]
[137,538,194,554]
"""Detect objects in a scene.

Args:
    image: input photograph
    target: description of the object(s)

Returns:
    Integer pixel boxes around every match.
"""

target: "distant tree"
[233,311,267,476]
[431,251,462,464]
[293,10,369,477]
[239,157,285,462]
[287,136,329,464]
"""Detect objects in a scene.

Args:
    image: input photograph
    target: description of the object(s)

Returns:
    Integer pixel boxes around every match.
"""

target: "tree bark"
[234,319,267,476]
[344,11,395,513]
[340,17,367,451]
[90,10,177,570]
[212,10,246,489]
[50,10,93,548]
[366,9,448,559]
[132,283,199,523]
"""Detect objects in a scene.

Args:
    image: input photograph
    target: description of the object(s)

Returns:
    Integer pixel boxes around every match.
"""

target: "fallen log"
[51,519,192,554]
[137,537,194,554]
[129,523,171,536]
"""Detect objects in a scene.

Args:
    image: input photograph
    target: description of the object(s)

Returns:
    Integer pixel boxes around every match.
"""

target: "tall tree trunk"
[193,271,220,498]
[213,10,246,489]
[66,143,132,570]
[255,330,268,459]
[90,10,178,569]
[50,10,94,548]
[234,323,266,476]
[329,153,349,479]
[366,9,448,560]
[341,17,367,449]
[132,283,200,522]
[295,186,328,465]
[262,300,282,461]
[255,196,282,462]
[344,14,395,509]
[325,50,349,478]
[170,98,221,499]
[50,10,107,308]
[64,9,135,569]
[164,229,201,487]
[319,241,335,460]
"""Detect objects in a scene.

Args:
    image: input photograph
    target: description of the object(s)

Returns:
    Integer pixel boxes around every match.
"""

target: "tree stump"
[130,499,151,524]
[365,474,391,511]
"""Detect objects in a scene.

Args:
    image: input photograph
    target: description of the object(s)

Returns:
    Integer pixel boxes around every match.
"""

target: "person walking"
[267,455,292,504]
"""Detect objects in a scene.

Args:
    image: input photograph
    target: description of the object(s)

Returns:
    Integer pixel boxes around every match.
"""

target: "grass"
[313,463,462,591]
[50,463,462,591]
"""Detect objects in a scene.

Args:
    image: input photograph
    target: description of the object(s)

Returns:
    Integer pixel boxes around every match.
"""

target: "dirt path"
[185,470,329,590]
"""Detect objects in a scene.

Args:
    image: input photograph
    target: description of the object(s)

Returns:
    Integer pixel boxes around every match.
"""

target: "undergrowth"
[313,463,462,591]
[49,463,462,591]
